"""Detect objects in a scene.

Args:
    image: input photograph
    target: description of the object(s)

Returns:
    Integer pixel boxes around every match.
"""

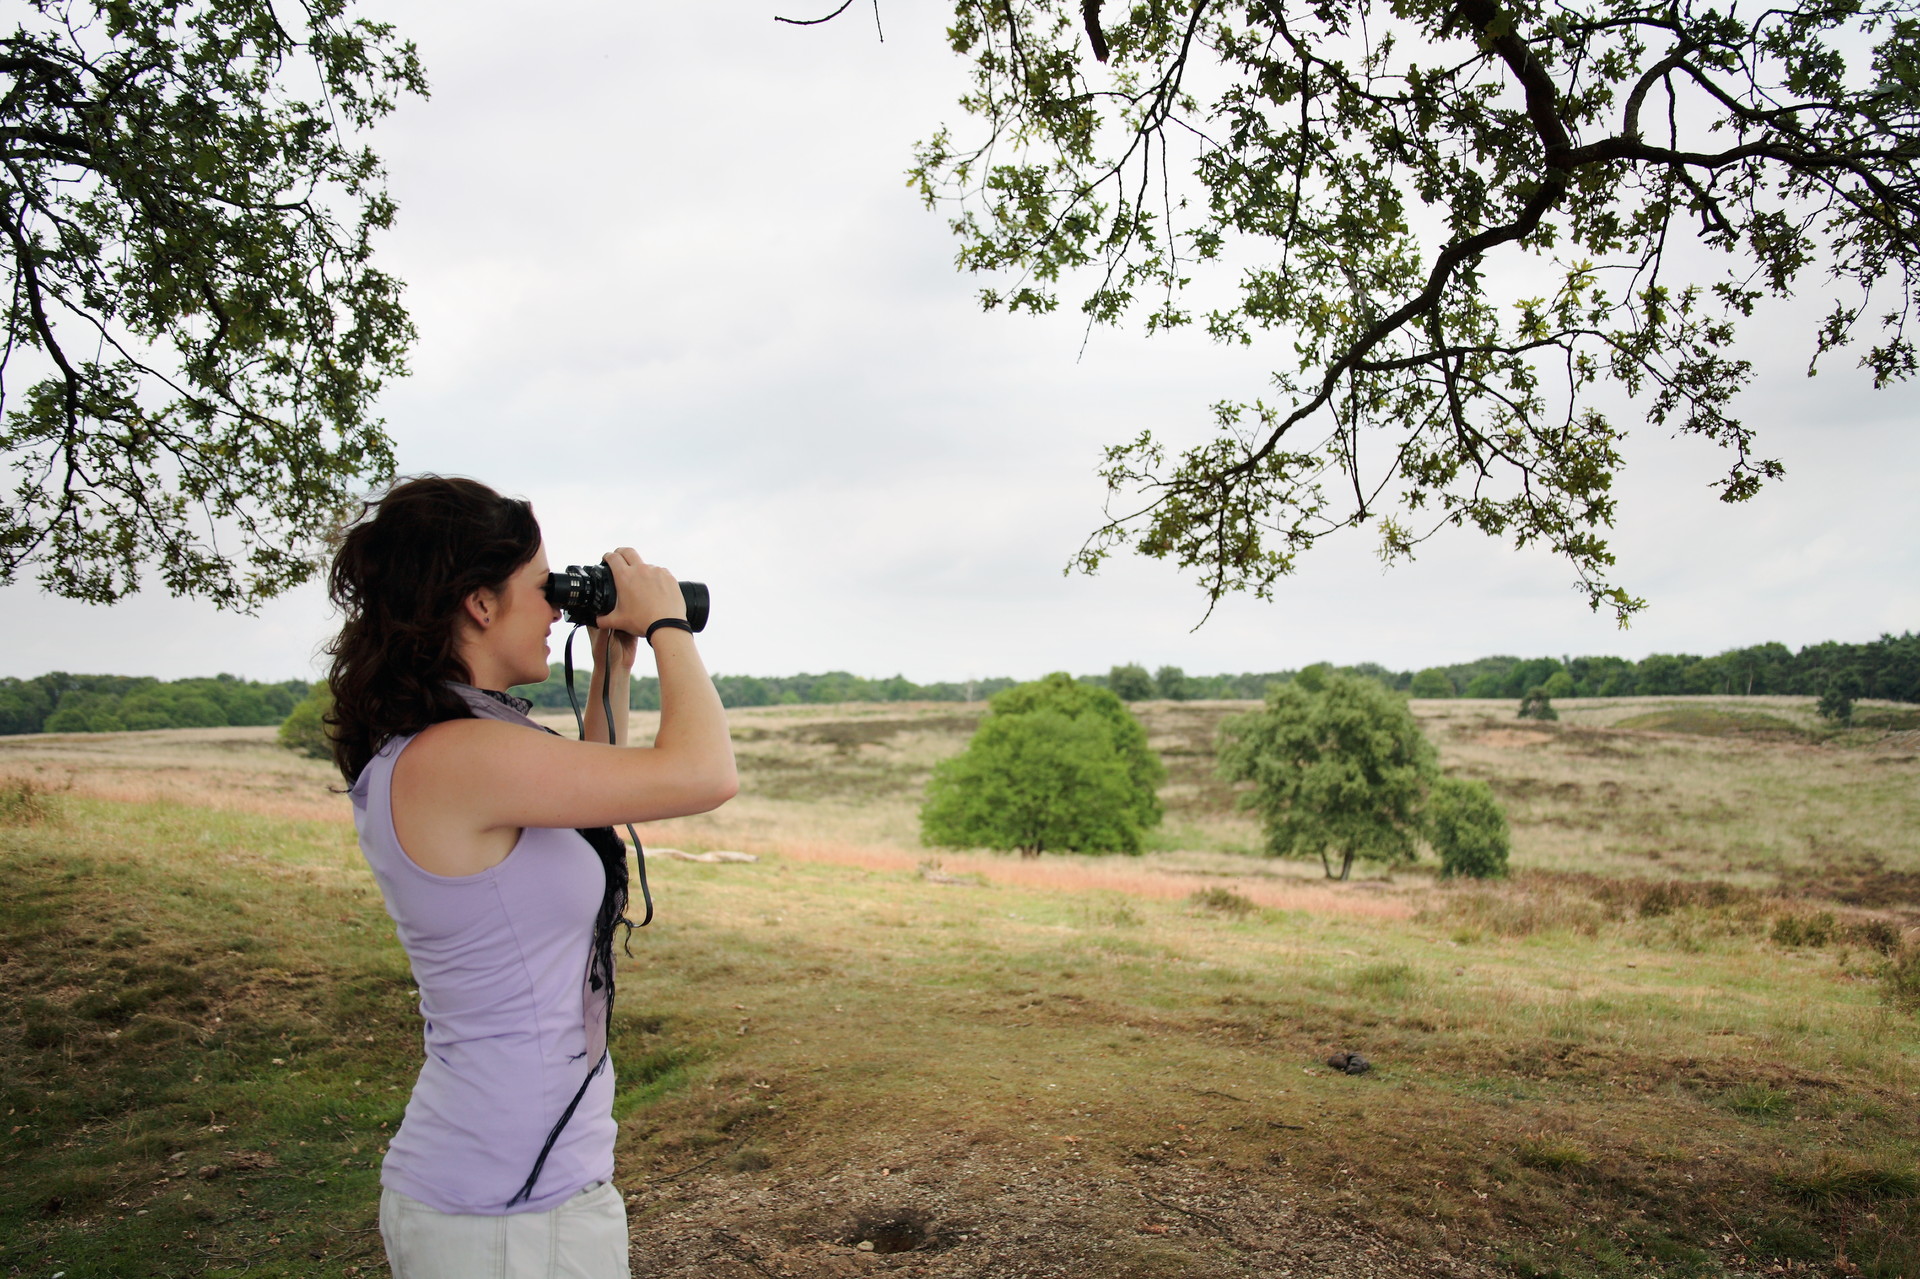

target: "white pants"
[379,1181,630,1279]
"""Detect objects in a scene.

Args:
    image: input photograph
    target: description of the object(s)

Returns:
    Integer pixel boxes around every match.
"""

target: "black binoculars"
[544,563,709,632]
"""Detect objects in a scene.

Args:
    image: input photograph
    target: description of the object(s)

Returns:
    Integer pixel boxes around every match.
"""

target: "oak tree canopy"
[902,0,1920,620]
[1,0,423,608]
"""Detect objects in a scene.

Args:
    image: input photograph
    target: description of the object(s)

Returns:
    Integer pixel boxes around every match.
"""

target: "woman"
[326,475,736,1279]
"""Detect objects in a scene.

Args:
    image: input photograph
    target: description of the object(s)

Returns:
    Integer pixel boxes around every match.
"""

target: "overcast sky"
[2,2,1914,684]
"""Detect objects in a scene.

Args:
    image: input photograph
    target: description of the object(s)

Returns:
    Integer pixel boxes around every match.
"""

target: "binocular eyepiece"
[544,563,709,632]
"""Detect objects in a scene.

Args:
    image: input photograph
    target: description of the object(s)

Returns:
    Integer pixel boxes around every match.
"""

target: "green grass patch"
[1854,707,1920,731]
[1722,1082,1794,1119]
[1347,961,1419,999]
[610,1043,695,1120]
[1614,707,1806,736]
[0,798,414,1277]
[1515,1135,1592,1172]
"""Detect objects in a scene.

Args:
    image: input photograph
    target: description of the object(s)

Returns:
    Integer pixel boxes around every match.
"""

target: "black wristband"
[644,617,694,644]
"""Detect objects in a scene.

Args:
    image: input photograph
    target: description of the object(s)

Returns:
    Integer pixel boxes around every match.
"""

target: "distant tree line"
[5,631,1910,736]
[476,634,1920,712]
[0,673,310,735]
[1396,634,1920,702]
[510,664,1299,711]
[1100,633,1919,705]
[509,666,1025,712]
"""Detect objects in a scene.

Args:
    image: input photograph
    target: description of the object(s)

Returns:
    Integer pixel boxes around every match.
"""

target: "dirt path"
[625,1137,1488,1278]
[722,838,1423,922]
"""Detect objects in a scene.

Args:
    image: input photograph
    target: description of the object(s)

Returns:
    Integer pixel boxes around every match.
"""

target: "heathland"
[1,695,1917,1277]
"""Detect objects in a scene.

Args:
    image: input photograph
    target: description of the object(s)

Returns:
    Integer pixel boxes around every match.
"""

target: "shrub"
[1881,946,1920,1015]
[920,674,1163,856]
[1771,911,1837,947]
[1848,918,1903,957]
[277,683,334,760]
[1516,686,1558,720]
[1427,776,1511,879]
[1818,670,1863,725]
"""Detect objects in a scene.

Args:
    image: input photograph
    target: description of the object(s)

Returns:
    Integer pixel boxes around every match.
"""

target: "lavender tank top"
[350,686,616,1214]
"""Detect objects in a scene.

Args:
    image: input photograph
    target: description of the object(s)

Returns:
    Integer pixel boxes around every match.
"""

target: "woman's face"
[484,543,561,689]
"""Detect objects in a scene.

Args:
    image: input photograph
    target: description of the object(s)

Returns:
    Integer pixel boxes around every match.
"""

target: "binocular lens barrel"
[543,565,709,632]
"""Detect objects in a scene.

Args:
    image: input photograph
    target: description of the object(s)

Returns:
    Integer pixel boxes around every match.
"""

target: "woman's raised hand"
[589,621,639,674]
[596,547,686,637]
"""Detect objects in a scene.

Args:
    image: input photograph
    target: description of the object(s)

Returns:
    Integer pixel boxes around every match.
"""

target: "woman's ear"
[463,587,498,631]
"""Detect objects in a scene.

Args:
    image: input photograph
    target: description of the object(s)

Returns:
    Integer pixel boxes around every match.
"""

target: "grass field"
[1,695,1916,1278]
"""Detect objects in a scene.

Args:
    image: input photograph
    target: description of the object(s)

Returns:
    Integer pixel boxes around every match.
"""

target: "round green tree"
[277,683,334,760]
[1106,663,1156,702]
[987,673,1163,830]
[1463,672,1503,698]
[1154,665,1194,701]
[921,673,1163,855]
[1217,672,1437,880]
[1408,668,1455,699]
[1426,777,1511,880]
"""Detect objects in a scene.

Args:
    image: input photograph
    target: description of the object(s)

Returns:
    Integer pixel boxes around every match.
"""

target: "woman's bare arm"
[392,549,735,874]
[581,627,636,747]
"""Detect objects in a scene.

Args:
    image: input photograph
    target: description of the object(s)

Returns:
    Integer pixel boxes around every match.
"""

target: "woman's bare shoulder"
[399,717,570,774]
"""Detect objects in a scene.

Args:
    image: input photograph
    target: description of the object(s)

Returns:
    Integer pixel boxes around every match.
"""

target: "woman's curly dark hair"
[326,476,542,783]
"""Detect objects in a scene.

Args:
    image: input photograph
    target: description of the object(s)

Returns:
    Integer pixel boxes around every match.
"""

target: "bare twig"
[774,0,855,25]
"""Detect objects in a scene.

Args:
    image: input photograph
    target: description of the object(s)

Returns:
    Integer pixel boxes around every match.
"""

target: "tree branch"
[773,0,855,26]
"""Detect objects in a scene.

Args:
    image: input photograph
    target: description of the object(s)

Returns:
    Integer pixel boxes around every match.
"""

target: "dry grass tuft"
[0,776,62,826]
[1515,1135,1592,1172]
[1189,886,1258,917]
[1776,1157,1920,1207]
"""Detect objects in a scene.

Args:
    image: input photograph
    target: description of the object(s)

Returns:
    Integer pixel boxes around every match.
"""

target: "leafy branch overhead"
[1,0,424,608]
[904,0,1920,620]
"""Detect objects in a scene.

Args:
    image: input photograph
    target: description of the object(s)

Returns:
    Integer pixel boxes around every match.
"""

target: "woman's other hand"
[597,547,684,636]
[590,624,638,673]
